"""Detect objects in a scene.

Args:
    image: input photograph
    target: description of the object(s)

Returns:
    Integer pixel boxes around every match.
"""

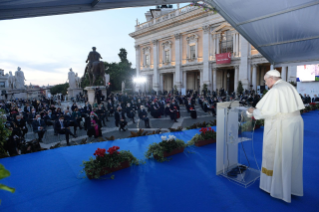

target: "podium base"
[219,165,260,188]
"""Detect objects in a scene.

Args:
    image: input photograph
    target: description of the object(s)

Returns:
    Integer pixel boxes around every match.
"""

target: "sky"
[0,3,189,86]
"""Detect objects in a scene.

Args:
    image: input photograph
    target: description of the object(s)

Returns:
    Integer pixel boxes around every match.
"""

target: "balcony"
[135,5,198,31]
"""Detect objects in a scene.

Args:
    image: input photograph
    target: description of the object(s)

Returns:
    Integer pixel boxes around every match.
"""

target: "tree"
[237,80,244,95]
[50,83,69,95]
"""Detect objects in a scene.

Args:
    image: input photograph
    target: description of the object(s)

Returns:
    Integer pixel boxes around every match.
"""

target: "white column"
[237,33,241,57]
[174,33,182,91]
[202,25,211,90]
[232,33,236,56]
[281,66,287,81]
[252,64,257,91]
[234,66,239,93]
[200,69,204,92]
[183,71,187,89]
[211,34,215,60]
[213,68,217,91]
[216,34,220,54]
[152,40,159,92]
[159,74,163,92]
[135,45,140,92]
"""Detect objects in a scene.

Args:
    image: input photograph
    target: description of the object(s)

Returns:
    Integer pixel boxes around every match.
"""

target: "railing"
[135,5,199,31]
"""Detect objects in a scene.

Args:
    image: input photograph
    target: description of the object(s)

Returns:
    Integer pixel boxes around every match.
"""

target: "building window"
[220,30,233,53]
[165,50,170,63]
[190,45,196,59]
[142,46,151,68]
[145,54,150,66]
[162,41,172,65]
[186,33,199,61]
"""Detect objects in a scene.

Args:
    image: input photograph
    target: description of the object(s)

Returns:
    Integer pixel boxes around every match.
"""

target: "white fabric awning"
[204,0,319,65]
[0,0,189,21]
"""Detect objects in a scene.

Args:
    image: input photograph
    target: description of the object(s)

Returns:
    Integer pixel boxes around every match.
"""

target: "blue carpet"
[1,111,319,212]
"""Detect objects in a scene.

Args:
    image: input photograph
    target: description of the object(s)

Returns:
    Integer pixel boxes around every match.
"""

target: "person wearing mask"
[125,103,135,124]
[14,115,28,139]
[55,116,77,146]
[72,108,83,130]
[64,110,79,136]
[32,114,46,142]
[138,105,150,128]
[96,104,107,127]
[86,112,102,139]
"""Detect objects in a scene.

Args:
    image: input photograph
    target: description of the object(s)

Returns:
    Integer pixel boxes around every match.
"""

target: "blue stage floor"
[1,111,319,212]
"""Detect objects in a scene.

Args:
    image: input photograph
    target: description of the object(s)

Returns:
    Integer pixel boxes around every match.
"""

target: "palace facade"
[129,4,297,94]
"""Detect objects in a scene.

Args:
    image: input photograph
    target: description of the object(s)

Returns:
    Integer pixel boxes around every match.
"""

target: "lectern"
[216,101,260,187]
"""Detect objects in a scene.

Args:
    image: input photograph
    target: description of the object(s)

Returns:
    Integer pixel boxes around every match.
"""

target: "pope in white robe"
[248,70,305,203]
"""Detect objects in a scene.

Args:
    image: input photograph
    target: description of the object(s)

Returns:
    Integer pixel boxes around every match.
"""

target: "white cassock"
[253,79,305,203]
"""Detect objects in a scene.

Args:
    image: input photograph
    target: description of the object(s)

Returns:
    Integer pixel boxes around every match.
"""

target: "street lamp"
[133,76,147,94]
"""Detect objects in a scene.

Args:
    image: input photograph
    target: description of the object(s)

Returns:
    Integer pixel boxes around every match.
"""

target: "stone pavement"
[25,104,216,149]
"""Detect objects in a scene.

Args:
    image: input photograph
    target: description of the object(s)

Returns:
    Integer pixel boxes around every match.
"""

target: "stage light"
[133,76,147,84]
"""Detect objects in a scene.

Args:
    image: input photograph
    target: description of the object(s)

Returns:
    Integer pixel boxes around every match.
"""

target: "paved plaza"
[23,102,216,149]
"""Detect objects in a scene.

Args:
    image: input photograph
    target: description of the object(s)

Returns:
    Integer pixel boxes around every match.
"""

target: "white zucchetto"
[265,69,281,77]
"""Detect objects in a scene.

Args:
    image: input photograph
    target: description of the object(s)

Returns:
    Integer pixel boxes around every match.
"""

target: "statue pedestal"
[84,86,106,105]
[67,88,83,100]
[7,89,27,99]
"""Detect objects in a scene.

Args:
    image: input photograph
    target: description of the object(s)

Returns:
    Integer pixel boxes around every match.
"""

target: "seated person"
[96,104,107,127]
[138,105,150,128]
[14,115,28,138]
[32,114,46,143]
[55,116,77,146]
[115,107,127,131]
[85,112,102,138]
[64,110,79,136]
[125,103,136,124]
[71,108,83,130]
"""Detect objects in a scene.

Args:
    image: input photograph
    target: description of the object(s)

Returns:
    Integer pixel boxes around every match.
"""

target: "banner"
[216,52,231,64]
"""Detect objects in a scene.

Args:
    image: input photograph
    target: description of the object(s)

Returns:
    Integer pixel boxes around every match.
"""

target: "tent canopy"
[205,0,319,65]
[1,0,319,65]
[0,0,188,21]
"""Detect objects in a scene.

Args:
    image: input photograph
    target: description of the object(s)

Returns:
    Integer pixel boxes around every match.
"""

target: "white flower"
[161,136,167,141]
[168,135,176,141]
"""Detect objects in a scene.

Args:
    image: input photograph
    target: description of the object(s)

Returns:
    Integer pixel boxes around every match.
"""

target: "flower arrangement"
[187,127,216,146]
[82,146,139,179]
[309,103,317,110]
[145,135,186,162]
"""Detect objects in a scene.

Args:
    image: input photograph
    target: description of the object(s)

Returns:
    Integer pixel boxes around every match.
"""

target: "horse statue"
[83,47,106,86]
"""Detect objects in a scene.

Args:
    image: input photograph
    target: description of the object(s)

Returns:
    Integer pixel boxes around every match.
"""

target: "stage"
[1,111,319,212]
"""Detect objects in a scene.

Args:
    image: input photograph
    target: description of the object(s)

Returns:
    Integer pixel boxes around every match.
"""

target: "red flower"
[190,107,193,110]
[94,148,106,157]
[107,146,120,155]
[200,128,207,135]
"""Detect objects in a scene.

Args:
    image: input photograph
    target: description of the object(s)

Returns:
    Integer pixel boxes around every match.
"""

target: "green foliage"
[263,89,268,96]
[82,150,140,179]
[289,81,297,87]
[187,128,216,146]
[237,81,244,95]
[0,110,11,157]
[0,164,15,204]
[50,83,69,95]
[145,136,186,162]
[186,120,216,130]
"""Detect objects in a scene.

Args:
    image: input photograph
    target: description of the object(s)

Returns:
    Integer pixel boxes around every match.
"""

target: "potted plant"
[82,146,139,179]
[309,103,317,111]
[145,135,186,162]
[187,127,216,147]
[305,105,311,112]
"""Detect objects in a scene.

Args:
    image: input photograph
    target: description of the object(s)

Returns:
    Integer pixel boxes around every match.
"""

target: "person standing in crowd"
[32,114,46,143]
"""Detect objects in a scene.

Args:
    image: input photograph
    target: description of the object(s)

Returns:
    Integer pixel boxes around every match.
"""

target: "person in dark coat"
[115,107,127,131]
[14,115,28,138]
[32,114,46,142]
[85,112,102,139]
[138,105,150,128]
[125,103,136,124]
[55,116,77,146]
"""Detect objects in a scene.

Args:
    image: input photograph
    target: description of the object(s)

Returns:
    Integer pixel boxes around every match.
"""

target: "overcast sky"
[0,3,188,86]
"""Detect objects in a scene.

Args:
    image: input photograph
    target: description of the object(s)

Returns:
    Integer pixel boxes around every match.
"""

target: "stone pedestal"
[7,89,27,99]
[68,88,83,99]
[84,86,107,105]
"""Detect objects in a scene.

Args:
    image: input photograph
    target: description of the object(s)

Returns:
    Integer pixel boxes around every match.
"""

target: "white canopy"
[0,0,188,21]
[1,0,319,66]
[204,0,319,65]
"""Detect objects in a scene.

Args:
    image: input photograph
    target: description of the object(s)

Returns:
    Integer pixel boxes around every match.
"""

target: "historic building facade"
[129,4,296,94]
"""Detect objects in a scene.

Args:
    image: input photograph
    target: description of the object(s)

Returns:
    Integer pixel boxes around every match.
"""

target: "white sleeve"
[253,108,277,120]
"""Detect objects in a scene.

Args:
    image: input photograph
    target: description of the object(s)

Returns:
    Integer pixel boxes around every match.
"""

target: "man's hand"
[248,107,255,113]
